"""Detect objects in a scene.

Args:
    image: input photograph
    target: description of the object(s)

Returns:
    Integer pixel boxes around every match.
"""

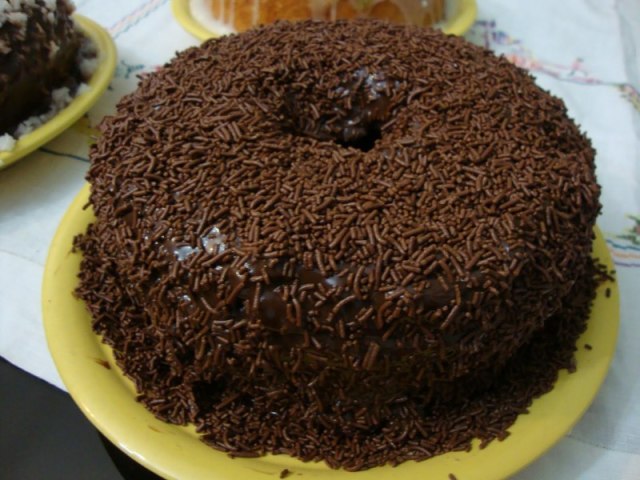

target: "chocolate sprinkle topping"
[279,468,292,479]
[76,20,604,470]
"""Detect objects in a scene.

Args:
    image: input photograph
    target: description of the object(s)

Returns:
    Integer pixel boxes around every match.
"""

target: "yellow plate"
[0,16,116,170]
[43,183,619,480]
[171,0,478,41]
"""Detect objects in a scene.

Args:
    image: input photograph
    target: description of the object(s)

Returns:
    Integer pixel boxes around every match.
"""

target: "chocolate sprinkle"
[75,20,604,470]
[280,468,292,479]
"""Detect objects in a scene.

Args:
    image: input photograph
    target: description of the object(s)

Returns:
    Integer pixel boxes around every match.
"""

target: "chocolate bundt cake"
[76,20,601,470]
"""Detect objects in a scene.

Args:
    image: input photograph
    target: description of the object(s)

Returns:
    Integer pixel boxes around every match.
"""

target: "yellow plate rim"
[43,183,619,480]
[0,15,116,170]
[171,0,478,41]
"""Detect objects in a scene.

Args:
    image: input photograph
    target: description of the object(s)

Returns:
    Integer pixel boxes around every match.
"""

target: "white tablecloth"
[1,0,639,478]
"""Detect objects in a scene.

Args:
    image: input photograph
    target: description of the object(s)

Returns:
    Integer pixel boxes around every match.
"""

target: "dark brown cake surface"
[76,20,601,470]
[0,0,81,135]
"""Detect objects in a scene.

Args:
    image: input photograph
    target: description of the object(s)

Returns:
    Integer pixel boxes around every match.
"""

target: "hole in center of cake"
[282,68,395,152]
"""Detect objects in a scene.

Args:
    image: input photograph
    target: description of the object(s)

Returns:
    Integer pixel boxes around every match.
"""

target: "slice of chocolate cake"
[0,0,97,145]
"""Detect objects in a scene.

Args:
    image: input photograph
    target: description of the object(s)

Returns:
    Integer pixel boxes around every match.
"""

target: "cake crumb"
[76,82,91,96]
[280,469,292,479]
[0,133,16,151]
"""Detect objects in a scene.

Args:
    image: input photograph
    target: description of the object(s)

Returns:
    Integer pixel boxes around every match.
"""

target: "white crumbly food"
[77,34,99,78]
[76,82,91,95]
[0,133,16,151]
[79,56,99,78]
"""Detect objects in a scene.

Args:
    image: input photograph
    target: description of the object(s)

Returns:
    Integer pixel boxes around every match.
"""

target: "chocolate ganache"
[76,19,602,469]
